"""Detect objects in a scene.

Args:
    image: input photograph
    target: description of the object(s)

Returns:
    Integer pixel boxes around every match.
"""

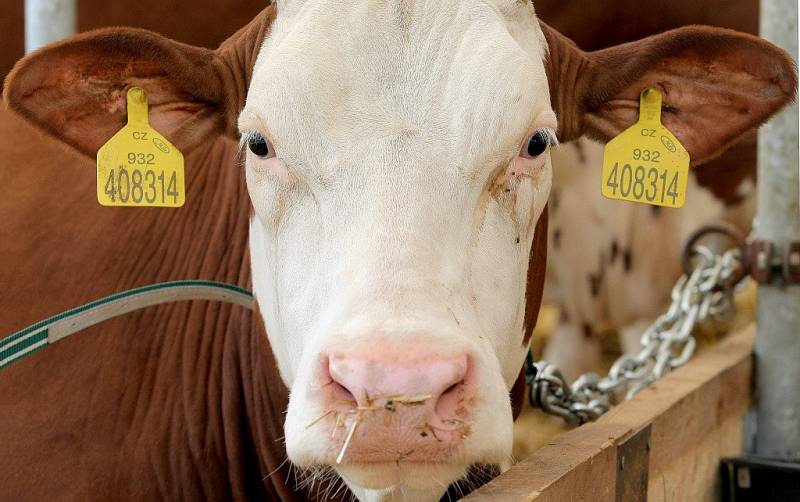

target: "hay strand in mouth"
[336,414,361,464]
[393,394,432,405]
[325,393,439,463]
[305,410,334,430]
[331,412,345,439]
[356,404,382,412]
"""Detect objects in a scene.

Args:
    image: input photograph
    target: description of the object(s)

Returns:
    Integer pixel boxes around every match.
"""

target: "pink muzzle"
[315,343,477,463]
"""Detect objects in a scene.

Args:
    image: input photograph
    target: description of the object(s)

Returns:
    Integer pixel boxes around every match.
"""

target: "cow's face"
[241,1,551,497]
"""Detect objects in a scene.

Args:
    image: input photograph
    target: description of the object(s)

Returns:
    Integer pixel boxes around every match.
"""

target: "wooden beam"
[465,325,755,501]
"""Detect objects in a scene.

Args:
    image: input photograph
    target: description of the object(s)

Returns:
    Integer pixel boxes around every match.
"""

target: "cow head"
[4,1,795,500]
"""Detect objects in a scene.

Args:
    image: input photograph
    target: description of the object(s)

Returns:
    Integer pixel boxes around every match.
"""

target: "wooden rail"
[466,325,756,501]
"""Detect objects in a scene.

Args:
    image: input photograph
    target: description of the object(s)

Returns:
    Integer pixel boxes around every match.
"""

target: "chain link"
[529,243,747,424]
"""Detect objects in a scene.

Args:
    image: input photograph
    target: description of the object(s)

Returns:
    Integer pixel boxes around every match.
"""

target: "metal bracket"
[721,456,800,502]
[616,425,651,502]
[747,240,800,285]
[680,225,800,285]
[785,242,800,283]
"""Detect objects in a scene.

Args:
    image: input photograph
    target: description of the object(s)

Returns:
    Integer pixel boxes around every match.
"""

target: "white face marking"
[242,1,553,499]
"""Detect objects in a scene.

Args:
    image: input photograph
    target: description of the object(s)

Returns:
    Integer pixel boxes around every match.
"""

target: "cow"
[541,138,754,379]
[531,0,762,379]
[1,2,795,501]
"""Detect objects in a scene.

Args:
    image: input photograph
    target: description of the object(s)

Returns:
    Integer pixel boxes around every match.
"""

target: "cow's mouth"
[291,396,485,493]
[303,402,499,495]
[304,389,473,465]
[336,460,470,492]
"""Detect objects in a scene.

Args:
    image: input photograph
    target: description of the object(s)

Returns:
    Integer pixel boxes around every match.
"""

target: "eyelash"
[238,131,258,160]
[543,129,559,147]
[533,128,559,151]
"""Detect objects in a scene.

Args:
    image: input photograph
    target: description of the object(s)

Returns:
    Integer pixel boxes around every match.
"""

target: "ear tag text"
[601,88,689,208]
[96,87,185,207]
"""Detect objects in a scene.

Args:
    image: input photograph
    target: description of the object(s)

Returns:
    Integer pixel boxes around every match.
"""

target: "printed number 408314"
[605,162,679,205]
[104,167,179,204]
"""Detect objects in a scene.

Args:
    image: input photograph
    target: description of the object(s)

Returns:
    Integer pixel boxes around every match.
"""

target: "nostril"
[434,378,467,419]
[329,380,357,404]
[433,355,472,420]
[441,381,460,398]
[325,356,360,406]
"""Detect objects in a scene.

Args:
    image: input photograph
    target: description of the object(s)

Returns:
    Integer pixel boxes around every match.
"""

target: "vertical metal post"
[750,0,800,461]
[25,0,76,53]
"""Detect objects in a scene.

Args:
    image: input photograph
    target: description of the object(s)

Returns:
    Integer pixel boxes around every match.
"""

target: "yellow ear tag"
[601,88,689,208]
[96,87,185,207]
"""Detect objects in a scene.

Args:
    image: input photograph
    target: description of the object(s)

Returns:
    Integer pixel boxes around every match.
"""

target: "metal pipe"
[25,0,76,53]
[750,0,800,462]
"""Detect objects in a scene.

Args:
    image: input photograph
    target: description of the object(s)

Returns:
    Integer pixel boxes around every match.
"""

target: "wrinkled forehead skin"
[250,0,550,170]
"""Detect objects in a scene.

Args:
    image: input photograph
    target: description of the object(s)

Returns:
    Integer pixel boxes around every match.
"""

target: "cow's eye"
[523,129,551,158]
[247,132,273,158]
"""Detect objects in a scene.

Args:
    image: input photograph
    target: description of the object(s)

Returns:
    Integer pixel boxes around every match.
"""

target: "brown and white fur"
[1,2,794,501]
[543,138,755,379]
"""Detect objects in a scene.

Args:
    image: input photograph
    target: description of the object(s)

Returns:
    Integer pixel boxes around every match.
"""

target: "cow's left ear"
[542,23,797,165]
[3,5,275,157]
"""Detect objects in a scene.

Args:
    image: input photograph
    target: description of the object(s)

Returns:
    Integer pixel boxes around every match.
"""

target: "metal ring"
[681,223,748,284]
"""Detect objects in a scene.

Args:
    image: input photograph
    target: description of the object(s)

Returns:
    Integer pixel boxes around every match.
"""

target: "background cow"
[1,1,794,501]
[542,139,754,379]
[533,0,761,379]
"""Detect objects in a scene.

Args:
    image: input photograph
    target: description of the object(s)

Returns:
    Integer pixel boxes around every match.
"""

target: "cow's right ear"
[3,5,276,157]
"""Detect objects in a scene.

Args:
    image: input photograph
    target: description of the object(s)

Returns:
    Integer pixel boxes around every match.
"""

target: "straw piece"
[394,394,432,405]
[305,410,334,430]
[440,418,466,426]
[331,413,345,439]
[356,404,382,411]
[336,414,361,464]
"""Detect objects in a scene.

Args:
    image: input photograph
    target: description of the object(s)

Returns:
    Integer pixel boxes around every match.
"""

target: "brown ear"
[3,5,276,157]
[542,23,797,165]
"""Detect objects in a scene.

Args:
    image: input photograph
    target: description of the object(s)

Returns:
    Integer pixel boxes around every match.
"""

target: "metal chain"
[528,242,747,424]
